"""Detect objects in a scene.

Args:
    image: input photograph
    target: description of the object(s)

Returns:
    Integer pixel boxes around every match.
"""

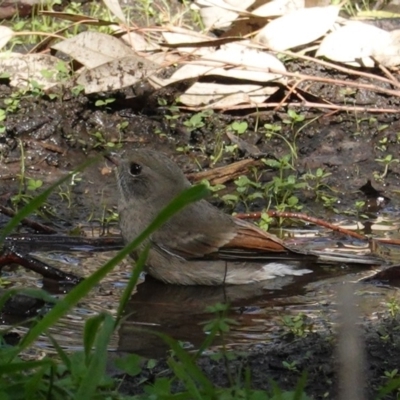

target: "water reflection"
[118,264,337,358]
[0,247,392,359]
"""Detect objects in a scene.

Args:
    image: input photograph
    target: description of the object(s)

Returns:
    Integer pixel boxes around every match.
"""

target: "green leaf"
[114,354,142,377]
[76,313,115,399]
[83,315,104,362]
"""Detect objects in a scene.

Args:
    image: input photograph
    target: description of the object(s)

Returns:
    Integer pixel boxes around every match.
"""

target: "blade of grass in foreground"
[6,184,208,361]
[70,245,152,399]
[115,243,150,325]
[76,313,115,400]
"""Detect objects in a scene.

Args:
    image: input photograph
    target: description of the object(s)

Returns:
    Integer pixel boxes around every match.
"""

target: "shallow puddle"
[1,217,400,360]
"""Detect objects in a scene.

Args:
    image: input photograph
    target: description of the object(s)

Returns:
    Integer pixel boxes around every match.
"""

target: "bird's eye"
[129,162,142,176]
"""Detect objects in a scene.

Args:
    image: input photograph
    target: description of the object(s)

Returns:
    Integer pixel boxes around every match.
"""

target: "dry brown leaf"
[0,53,69,89]
[52,31,134,69]
[255,5,339,51]
[373,29,400,68]
[0,26,13,50]
[145,51,182,67]
[162,29,214,56]
[165,42,286,84]
[120,32,159,52]
[194,0,255,29]
[179,81,278,107]
[252,0,305,17]
[317,21,390,67]
[77,55,158,94]
[102,0,126,23]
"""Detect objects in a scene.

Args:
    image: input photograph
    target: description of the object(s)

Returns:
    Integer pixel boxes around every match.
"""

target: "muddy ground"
[2,57,400,399]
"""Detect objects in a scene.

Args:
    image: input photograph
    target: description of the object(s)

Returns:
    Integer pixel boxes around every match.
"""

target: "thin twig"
[235,210,367,240]
[0,205,58,234]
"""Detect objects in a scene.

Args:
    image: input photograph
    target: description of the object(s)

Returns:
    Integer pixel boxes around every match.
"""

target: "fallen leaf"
[179,81,278,107]
[251,0,305,17]
[0,53,69,89]
[102,0,126,23]
[52,31,135,69]
[317,21,390,67]
[165,42,286,84]
[194,0,255,29]
[255,5,339,51]
[77,55,158,94]
[0,26,13,50]
[162,28,215,56]
[373,29,400,68]
[120,31,159,51]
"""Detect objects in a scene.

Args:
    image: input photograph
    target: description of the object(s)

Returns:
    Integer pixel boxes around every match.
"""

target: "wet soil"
[115,313,400,400]
[2,55,400,399]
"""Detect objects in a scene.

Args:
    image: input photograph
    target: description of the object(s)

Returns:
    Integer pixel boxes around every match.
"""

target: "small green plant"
[94,98,116,108]
[221,175,263,211]
[200,179,226,194]
[384,368,399,380]
[40,61,70,83]
[281,313,313,337]
[157,98,180,131]
[0,277,11,287]
[91,131,122,150]
[302,168,332,193]
[11,146,45,208]
[258,212,274,231]
[283,109,305,129]
[176,144,194,154]
[0,109,6,134]
[263,155,307,212]
[98,207,119,234]
[386,298,400,317]
[183,110,213,132]
[117,120,129,132]
[57,172,82,208]
[209,131,230,166]
[374,154,400,180]
[4,93,21,114]
[28,80,45,97]
[320,195,339,212]
[283,360,298,372]
[342,200,368,220]
[228,120,248,135]
[264,122,282,138]
[71,84,85,97]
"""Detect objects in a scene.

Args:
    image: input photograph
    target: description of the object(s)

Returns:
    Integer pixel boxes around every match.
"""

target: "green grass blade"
[46,333,72,371]
[115,243,150,325]
[0,359,54,375]
[141,329,215,395]
[83,314,104,362]
[76,313,115,400]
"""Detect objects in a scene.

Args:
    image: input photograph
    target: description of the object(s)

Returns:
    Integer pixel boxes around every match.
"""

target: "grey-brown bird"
[116,149,378,285]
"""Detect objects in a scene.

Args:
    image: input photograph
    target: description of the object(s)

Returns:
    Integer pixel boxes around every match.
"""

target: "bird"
[115,149,379,285]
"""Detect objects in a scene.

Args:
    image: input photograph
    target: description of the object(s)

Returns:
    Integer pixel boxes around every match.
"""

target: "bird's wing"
[150,199,243,258]
[150,202,292,260]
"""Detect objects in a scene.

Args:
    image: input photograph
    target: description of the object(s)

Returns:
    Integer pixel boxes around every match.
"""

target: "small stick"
[0,248,81,283]
[235,210,367,240]
[0,205,58,234]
